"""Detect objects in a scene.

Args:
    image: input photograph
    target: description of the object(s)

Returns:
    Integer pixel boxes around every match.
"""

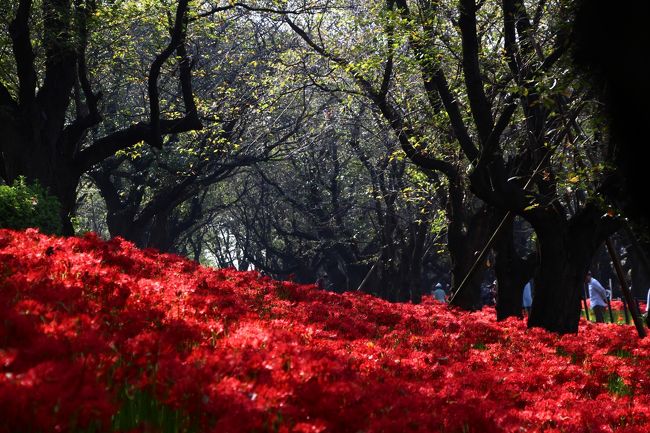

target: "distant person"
[586,271,610,323]
[522,280,533,314]
[432,283,446,303]
[481,281,496,307]
[315,274,330,290]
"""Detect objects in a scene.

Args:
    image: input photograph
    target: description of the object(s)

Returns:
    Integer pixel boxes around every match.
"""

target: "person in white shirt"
[586,271,610,323]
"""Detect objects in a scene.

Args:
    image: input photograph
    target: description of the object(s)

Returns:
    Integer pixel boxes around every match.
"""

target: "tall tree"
[0,0,201,233]
[283,0,531,310]
[285,0,620,332]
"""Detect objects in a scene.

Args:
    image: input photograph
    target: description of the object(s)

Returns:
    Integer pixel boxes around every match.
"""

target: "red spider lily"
[1,228,649,432]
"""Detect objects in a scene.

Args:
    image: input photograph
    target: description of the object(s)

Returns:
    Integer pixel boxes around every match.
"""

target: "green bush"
[0,177,62,234]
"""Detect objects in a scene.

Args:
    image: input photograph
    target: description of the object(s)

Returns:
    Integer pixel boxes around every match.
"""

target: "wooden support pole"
[605,238,646,338]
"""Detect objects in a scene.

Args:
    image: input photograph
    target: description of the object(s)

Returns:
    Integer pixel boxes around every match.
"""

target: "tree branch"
[78,0,202,171]
[37,0,79,127]
[484,95,518,155]
[396,0,478,162]
[194,2,304,20]
[380,0,396,97]
[148,0,192,148]
[176,25,199,122]
[502,0,522,80]
[284,17,378,96]
[62,1,103,157]
[76,116,200,172]
[0,82,16,109]
[9,0,37,109]
[458,0,494,144]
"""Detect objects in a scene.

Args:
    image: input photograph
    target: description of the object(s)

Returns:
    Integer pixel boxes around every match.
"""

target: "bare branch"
[194,2,303,20]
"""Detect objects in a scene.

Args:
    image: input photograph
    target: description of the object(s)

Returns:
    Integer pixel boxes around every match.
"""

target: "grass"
[581,308,637,324]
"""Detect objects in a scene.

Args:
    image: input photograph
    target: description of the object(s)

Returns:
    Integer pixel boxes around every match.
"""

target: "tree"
[0,0,201,233]
[429,0,618,332]
[283,0,534,311]
[202,96,445,303]
[571,0,650,236]
[284,0,620,332]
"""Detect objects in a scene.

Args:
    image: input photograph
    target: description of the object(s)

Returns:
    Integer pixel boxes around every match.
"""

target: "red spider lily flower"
[1,228,649,432]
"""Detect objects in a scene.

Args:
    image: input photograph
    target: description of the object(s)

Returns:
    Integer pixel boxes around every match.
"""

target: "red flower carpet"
[1,229,649,432]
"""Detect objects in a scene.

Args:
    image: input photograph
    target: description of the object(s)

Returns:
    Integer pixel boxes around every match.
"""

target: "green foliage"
[111,388,197,433]
[607,374,632,397]
[0,177,62,234]
[609,349,633,359]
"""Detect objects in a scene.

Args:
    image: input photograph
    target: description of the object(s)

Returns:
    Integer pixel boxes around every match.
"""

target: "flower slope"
[1,229,649,433]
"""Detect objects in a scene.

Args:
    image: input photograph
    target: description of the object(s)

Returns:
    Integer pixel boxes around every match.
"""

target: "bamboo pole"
[605,238,646,338]
[448,212,512,305]
[356,260,378,293]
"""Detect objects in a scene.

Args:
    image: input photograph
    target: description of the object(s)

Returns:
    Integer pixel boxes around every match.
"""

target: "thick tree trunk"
[447,186,494,310]
[528,205,619,333]
[51,173,79,236]
[1,125,81,235]
[147,211,173,252]
[448,247,485,310]
[396,244,413,303]
[494,218,536,320]
[527,229,588,333]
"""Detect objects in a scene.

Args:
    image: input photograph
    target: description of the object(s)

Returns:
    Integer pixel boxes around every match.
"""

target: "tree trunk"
[494,218,536,320]
[147,211,173,252]
[528,204,619,333]
[2,126,81,235]
[447,183,493,310]
[408,220,427,304]
[527,230,587,333]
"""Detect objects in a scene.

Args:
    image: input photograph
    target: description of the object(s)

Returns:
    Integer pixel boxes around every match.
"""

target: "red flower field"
[1,229,649,433]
